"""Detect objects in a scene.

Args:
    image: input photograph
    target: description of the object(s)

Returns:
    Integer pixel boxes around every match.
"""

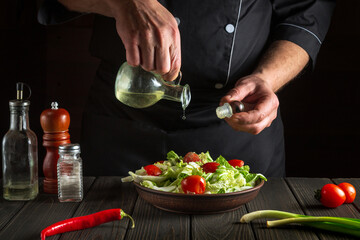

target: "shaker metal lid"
[59,143,81,153]
[9,100,30,107]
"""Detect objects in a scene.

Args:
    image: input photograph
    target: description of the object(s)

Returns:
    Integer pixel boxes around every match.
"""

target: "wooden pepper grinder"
[40,102,71,194]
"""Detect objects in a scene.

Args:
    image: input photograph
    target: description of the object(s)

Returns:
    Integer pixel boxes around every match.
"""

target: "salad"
[121,151,267,194]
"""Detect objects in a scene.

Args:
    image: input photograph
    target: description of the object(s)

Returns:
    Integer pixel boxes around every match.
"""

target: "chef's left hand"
[220,75,279,135]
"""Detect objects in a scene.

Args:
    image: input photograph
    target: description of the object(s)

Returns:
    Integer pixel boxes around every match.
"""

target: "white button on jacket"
[225,24,235,33]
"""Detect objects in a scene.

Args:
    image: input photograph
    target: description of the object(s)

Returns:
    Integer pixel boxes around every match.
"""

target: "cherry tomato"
[144,165,162,176]
[319,184,346,208]
[202,162,220,173]
[338,182,356,203]
[181,175,206,194]
[155,160,164,164]
[228,159,244,168]
[183,152,201,163]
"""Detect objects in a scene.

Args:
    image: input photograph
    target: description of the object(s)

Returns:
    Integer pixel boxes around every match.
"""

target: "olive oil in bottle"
[115,90,165,109]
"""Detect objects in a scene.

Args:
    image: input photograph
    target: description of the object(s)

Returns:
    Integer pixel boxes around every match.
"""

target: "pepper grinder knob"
[51,101,58,109]
[40,102,71,194]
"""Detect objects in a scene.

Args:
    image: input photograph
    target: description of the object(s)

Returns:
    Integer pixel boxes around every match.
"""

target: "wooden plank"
[0,180,26,231]
[332,178,360,212]
[192,207,255,240]
[58,177,138,240]
[245,178,319,240]
[125,196,190,240]
[0,177,95,240]
[286,177,360,240]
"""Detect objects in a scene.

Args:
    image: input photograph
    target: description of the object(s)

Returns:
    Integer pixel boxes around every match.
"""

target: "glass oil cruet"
[114,62,191,118]
[2,82,38,200]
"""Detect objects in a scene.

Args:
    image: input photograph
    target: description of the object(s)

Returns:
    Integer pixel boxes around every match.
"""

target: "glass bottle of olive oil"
[2,83,38,201]
[115,62,191,118]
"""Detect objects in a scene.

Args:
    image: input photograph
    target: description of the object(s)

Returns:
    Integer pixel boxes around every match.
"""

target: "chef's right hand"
[112,0,181,81]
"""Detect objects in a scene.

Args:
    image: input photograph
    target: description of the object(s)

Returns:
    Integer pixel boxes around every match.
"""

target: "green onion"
[240,210,360,238]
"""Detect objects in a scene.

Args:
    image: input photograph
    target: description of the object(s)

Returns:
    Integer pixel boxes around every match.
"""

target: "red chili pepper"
[41,209,134,240]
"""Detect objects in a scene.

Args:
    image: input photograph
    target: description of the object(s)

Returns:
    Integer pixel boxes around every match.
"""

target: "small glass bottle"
[216,101,245,119]
[114,62,191,112]
[2,83,38,201]
[57,143,83,202]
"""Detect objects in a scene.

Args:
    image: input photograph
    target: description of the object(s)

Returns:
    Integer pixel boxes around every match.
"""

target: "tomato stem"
[314,189,321,201]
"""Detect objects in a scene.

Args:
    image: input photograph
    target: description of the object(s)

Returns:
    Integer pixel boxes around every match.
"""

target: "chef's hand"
[113,0,181,81]
[220,75,279,135]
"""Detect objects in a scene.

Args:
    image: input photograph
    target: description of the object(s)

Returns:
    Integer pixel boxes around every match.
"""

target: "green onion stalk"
[240,210,360,238]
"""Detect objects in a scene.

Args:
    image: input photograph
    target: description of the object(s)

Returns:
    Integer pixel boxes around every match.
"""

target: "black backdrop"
[1,1,359,178]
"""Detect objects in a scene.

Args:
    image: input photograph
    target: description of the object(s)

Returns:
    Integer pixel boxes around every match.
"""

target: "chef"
[38,0,335,177]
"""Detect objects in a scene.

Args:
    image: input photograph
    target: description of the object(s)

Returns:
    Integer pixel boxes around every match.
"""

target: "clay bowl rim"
[134,179,265,199]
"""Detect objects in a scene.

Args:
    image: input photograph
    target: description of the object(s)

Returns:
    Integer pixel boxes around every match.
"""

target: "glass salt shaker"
[57,143,83,202]
[2,82,38,201]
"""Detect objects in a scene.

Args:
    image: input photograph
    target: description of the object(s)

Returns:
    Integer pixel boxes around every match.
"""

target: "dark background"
[1,1,359,178]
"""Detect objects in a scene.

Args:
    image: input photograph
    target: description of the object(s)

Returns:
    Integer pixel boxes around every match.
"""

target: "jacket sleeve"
[271,0,336,67]
[37,0,87,25]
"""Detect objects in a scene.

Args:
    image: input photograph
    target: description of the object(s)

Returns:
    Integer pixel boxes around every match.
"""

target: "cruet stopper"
[216,101,245,119]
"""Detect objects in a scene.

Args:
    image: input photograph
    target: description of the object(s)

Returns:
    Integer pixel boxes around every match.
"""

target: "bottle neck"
[9,107,30,131]
[163,83,191,109]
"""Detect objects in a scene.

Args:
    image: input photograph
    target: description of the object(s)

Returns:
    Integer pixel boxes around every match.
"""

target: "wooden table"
[1,177,359,240]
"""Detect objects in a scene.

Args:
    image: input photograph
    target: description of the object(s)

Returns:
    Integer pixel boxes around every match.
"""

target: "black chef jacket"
[38,0,335,177]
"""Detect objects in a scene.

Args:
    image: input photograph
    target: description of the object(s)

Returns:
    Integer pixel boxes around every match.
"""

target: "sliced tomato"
[338,182,356,203]
[228,159,244,168]
[181,175,206,194]
[183,152,201,163]
[144,164,162,176]
[202,162,220,173]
